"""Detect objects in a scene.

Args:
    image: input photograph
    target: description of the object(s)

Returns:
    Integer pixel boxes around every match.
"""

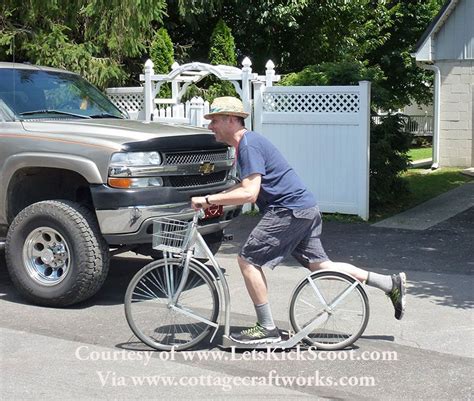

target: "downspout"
[419,63,441,169]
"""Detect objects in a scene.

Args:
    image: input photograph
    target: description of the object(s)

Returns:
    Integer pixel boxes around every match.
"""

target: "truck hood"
[21,119,224,151]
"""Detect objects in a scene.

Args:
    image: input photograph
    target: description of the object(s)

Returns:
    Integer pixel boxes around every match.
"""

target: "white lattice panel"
[263,92,359,113]
[107,93,144,112]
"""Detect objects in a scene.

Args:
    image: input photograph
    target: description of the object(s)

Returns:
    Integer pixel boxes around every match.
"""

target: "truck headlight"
[108,151,163,189]
[109,151,162,166]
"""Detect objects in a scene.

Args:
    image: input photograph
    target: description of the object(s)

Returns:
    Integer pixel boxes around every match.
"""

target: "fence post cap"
[265,60,275,70]
[145,59,154,69]
[242,57,252,68]
[191,96,204,104]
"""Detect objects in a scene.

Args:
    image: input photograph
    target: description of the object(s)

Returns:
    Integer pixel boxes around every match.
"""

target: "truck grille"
[164,150,229,165]
[167,171,227,188]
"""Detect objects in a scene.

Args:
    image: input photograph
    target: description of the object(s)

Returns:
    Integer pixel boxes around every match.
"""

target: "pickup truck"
[0,62,241,306]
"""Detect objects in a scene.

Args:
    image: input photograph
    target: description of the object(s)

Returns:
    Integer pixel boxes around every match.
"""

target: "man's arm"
[191,173,261,209]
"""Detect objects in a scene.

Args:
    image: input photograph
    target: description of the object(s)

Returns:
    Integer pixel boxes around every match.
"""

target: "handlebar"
[192,208,205,224]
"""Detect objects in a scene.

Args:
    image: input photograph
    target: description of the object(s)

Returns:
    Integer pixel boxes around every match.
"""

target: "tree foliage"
[207,19,237,101]
[166,0,442,109]
[0,0,166,88]
[0,0,443,107]
[363,0,443,109]
[182,18,238,103]
[370,115,413,210]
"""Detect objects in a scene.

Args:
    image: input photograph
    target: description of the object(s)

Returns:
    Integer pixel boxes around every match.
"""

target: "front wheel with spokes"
[289,271,369,350]
[124,258,219,351]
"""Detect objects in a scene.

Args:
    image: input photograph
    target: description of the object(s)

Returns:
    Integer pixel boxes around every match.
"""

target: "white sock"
[255,302,276,329]
[366,272,393,293]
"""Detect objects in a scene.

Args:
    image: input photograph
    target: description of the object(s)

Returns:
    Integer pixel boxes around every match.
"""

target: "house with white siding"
[412,0,473,171]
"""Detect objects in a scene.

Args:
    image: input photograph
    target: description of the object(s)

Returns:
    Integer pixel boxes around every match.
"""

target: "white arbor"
[139,57,280,127]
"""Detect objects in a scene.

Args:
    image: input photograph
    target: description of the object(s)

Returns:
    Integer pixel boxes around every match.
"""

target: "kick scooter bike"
[124,210,369,351]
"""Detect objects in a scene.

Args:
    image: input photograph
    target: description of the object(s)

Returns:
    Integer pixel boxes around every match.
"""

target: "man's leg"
[237,256,277,330]
[309,260,369,283]
[237,256,269,305]
[229,256,281,343]
[308,260,406,320]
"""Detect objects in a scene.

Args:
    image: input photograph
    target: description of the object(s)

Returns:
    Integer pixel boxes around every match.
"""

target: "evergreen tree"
[206,19,237,102]
[208,19,237,66]
[150,28,174,74]
[150,27,174,98]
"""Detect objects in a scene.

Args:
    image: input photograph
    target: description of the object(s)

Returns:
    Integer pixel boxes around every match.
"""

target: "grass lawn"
[408,147,432,161]
[402,167,472,205]
[369,167,473,221]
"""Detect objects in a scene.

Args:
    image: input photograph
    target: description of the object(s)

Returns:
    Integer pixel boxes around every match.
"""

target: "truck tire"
[5,200,110,307]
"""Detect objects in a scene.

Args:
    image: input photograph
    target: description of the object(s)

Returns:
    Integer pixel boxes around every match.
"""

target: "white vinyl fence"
[106,87,210,126]
[253,82,371,220]
[106,87,145,120]
[106,60,371,220]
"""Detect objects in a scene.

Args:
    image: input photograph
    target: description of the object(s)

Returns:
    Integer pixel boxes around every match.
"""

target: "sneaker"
[387,272,407,320]
[230,322,281,344]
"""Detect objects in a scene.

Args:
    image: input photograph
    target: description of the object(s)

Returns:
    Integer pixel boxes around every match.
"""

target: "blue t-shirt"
[237,130,316,211]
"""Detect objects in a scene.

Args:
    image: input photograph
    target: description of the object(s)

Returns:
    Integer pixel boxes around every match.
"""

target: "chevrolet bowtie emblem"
[199,162,215,175]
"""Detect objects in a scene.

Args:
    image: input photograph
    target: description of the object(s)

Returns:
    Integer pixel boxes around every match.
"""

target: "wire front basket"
[152,217,195,254]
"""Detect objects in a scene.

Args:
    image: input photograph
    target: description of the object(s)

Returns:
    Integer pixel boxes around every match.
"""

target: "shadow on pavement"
[407,278,474,309]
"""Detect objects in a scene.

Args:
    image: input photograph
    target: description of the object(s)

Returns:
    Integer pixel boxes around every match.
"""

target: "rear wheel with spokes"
[124,258,219,351]
[289,271,369,350]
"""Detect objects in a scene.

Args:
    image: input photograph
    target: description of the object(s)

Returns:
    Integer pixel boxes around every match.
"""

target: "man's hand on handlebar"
[191,196,211,210]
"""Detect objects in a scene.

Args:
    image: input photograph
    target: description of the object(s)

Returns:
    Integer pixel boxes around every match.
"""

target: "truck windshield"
[0,68,125,120]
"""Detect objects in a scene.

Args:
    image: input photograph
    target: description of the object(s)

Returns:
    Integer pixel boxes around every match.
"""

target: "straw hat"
[204,96,249,119]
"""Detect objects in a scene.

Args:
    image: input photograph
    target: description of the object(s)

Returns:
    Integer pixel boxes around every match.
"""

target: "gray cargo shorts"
[239,205,329,269]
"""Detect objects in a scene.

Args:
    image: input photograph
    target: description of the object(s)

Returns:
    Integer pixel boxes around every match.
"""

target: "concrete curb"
[462,167,474,177]
[409,158,432,168]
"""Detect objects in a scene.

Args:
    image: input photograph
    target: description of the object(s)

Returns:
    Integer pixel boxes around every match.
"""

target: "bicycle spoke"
[148,270,169,298]
[133,283,158,300]
[137,279,161,300]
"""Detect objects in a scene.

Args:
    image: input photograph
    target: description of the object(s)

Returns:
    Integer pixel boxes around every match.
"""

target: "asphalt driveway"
[0,196,473,400]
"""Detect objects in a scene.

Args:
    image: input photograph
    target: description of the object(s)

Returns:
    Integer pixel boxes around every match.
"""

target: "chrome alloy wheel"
[23,227,71,286]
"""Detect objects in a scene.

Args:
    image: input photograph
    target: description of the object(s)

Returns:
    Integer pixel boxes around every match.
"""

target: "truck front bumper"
[96,202,241,245]
[90,182,241,245]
